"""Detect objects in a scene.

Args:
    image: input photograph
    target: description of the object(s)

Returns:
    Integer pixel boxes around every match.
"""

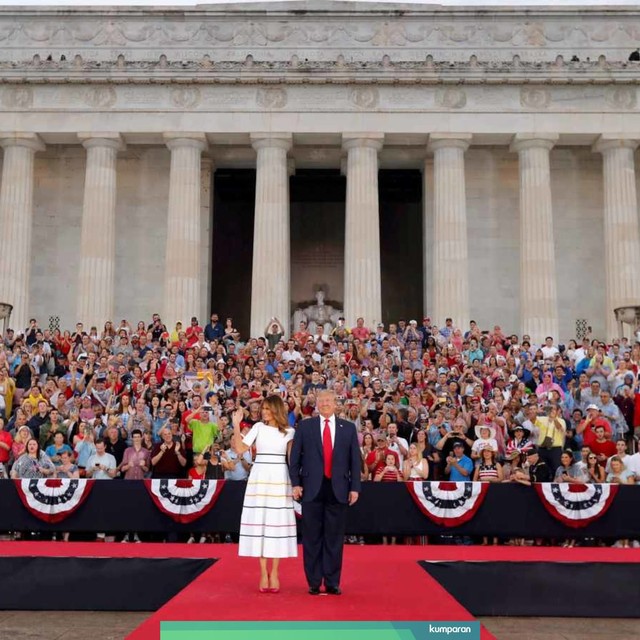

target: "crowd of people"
[0,312,639,544]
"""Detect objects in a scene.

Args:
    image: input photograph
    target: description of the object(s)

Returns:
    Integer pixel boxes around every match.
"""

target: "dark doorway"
[379,170,424,325]
[211,168,423,337]
[290,170,346,322]
[211,169,255,337]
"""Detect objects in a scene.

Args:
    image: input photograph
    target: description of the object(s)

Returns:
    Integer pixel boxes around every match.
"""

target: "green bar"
[161,621,480,640]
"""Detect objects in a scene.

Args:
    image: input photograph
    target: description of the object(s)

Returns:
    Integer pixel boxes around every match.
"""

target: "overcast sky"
[0,0,634,7]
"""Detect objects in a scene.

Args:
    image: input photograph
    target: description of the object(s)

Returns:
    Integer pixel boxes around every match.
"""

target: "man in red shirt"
[0,418,12,471]
[292,321,311,348]
[589,425,616,464]
[185,316,203,341]
[365,434,399,478]
[351,317,371,342]
[577,404,612,449]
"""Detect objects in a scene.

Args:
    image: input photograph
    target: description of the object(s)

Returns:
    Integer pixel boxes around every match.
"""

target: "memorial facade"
[0,2,639,341]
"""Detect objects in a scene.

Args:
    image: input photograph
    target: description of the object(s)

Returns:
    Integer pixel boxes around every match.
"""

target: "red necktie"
[323,418,333,478]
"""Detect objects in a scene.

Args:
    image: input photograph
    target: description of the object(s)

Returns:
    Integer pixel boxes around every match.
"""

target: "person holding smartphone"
[85,439,117,480]
[85,438,117,541]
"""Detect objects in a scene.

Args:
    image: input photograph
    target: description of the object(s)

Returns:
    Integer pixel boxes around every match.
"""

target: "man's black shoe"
[308,587,321,595]
[325,586,342,595]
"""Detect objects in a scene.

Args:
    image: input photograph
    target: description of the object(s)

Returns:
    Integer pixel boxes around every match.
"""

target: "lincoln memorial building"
[0,2,640,342]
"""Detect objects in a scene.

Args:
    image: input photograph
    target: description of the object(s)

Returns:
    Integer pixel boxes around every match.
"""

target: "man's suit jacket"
[290,416,362,504]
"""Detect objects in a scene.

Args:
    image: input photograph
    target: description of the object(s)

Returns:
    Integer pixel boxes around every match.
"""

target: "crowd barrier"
[1,480,639,538]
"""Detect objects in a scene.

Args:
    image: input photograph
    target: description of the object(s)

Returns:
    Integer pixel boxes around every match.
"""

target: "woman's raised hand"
[232,407,244,428]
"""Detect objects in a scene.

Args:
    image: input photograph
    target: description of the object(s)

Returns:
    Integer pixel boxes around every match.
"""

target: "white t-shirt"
[624,453,640,477]
[605,453,629,474]
[472,438,499,455]
[573,347,588,363]
[387,436,409,465]
[282,349,303,363]
[86,452,116,479]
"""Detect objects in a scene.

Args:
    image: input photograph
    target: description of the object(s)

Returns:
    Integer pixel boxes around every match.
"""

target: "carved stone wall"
[0,3,639,64]
[0,4,637,133]
[1,83,638,114]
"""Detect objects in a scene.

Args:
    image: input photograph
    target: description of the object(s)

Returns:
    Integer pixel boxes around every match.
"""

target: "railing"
[1,480,639,538]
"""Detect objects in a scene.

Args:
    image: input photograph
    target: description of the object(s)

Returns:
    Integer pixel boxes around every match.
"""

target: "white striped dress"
[238,422,298,558]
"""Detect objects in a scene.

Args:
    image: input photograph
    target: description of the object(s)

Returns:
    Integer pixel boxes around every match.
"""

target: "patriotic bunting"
[144,479,224,524]
[14,478,94,523]
[534,483,618,528]
[407,481,489,527]
[8,479,622,530]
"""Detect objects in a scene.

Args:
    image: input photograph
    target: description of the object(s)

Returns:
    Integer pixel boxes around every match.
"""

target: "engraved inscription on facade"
[1,86,33,109]
[84,86,117,109]
[256,87,288,109]
[435,87,467,110]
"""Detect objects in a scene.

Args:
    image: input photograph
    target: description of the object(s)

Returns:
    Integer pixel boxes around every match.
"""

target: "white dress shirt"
[319,414,336,448]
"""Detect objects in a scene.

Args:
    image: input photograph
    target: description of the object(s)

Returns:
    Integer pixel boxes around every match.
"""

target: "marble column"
[428,133,471,330]
[250,133,292,339]
[594,135,640,340]
[163,133,208,328]
[511,134,559,343]
[342,133,383,328]
[76,134,123,328]
[0,133,44,331]
[422,162,431,320]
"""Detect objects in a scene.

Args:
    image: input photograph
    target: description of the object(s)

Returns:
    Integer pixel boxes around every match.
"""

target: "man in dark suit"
[290,389,361,595]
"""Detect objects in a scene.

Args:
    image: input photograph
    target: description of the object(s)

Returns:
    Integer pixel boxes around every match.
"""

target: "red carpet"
[126,544,496,640]
[3,543,638,640]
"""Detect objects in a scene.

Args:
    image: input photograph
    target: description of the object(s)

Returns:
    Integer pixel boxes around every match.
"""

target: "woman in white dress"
[232,394,297,593]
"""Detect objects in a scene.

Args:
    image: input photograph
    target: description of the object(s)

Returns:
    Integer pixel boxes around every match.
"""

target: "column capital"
[250,133,292,152]
[163,132,208,152]
[427,133,472,153]
[342,133,384,152]
[510,133,559,153]
[593,134,640,154]
[0,133,44,153]
[78,133,125,152]
[201,156,216,172]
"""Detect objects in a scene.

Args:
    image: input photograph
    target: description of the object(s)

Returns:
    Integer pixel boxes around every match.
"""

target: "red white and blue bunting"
[144,479,225,524]
[14,478,94,523]
[407,481,489,527]
[534,483,618,528]
[8,480,622,529]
